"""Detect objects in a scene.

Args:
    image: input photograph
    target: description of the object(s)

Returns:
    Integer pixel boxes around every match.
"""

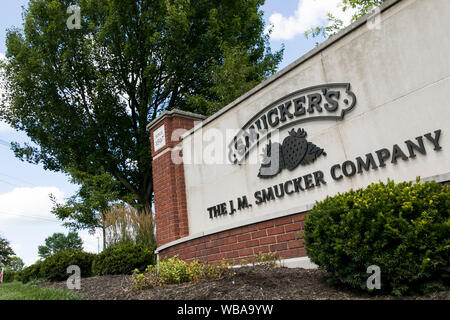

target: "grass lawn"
[0,282,82,300]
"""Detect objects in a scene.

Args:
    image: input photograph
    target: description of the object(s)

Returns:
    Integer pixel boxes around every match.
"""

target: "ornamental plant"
[304,178,450,296]
[39,251,96,282]
[92,243,155,275]
[132,256,233,289]
[17,261,44,284]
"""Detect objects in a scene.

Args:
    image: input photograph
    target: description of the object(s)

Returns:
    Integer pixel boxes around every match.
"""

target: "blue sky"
[0,0,352,266]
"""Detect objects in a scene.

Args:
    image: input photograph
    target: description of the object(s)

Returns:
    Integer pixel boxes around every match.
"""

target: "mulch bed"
[40,266,449,300]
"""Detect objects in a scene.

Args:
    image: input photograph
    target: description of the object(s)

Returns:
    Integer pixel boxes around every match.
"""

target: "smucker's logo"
[258,128,326,178]
[227,83,357,178]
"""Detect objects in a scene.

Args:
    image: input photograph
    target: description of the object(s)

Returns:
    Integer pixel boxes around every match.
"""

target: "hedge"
[2,270,16,283]
[92,243,155,275]
[304,179,450,296]
[40,251,96,281]
[19,251,96,283]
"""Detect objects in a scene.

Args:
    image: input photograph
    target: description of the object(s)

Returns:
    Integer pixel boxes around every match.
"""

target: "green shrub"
[18,261,44,284]
[3,270,16,283]
[92,243,155,275]
[132,256,233,289]
[304,179,450,296]
[39,251,96,282]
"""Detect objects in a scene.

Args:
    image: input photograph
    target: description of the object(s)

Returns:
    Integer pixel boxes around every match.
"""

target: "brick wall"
[159,212,308,265]
[149,111,205,247]
[157,181,450,264]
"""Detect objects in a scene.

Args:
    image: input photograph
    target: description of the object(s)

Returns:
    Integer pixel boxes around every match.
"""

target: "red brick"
[292,214,306,222]
[237,234,251,242]
[206,247,220,255]
[212,238,226,246]
[274,216,293,226]
[270,243,288,252]
[237,248,253,257]
[219,245,232,252]
[251,230,267,239]
[285,222,302,233]
[276,233,295,243]
[226,251,239,259]
[287,240,305,249]
[253,245,270,254]
[231,242,246,250]
[242,239,259,248]
[259,236,277,245]
[258,220,275,229]
[281,248,302,259]
[267,226,285,236]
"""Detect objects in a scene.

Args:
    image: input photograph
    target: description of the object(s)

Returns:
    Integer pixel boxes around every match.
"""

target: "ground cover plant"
[131,256,233,289]
[0,282,82,300]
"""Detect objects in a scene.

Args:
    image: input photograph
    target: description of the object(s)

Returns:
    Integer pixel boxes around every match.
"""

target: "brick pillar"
[147,110,206,248]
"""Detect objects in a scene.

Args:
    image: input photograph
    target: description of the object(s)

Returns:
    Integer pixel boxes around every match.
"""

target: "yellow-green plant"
[253,251,281,267]
[99,204,155,249]
[131,256,233,290]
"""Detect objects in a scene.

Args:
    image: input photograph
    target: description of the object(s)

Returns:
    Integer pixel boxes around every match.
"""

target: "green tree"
[0,236,15,267]
[5,256,25,271]
[50,168,129,249]
[1,0,282,210]
[38,232,84,259]
[305,0,386,39]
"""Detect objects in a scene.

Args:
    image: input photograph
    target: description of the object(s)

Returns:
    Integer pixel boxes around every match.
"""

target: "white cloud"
[265,0,356,41]
[78,230,103,254]
[0,121,14,133]
[0,186,104,265]
[0,187,65,226]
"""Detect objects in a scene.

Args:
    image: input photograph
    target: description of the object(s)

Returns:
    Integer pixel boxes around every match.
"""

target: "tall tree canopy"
[0,235,15,266]
[38,232,84,259]
[5,256,25,271]
[1,0,282,209]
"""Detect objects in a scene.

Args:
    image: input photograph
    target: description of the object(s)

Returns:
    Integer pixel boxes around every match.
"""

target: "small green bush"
[18,261,44,284]
[2,270,16,283]
[132,256,233,289]
[39,251,96,282]
[305,179,450,296]
[92,243,155,275]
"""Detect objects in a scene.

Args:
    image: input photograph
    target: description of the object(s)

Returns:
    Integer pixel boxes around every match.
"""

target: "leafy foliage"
[1,0,282,209]
[39,250,96,282]
[305,0,386,39]
[304,179,450,296]
[17,261,45,284]
[92,243,155,275]
[4,256,25,271]
[132,256,233,289]
[0,236,15,267]
[2,270,16,283]
[50,169,124,232]
[19,251,95,283]
[38,232,84,259]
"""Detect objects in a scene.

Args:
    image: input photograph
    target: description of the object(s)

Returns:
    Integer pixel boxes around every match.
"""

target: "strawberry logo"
[258,127,326,178]
[282,129,309,170]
